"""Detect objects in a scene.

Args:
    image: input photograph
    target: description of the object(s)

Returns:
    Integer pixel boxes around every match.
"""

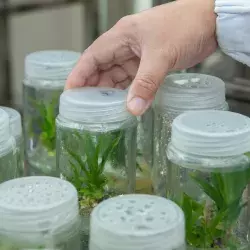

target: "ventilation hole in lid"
[135,225,151,231]
[145,216,154,222]
[161,212,166,215]
[144,204,151,209]
[138,209,144,213]
[125,209,133,216]
[120,216,126,222]
[129,200,136,204]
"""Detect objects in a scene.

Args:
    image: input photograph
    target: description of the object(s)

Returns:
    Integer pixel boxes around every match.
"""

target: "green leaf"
[190,173,224,210]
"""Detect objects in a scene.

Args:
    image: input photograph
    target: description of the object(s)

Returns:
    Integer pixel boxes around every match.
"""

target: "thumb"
[127,53,168,116]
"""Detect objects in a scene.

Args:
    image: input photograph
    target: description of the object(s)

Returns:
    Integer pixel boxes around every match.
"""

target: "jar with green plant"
[23,50,80,176]
[152,73,228,197]
[56,87,137,248]
[167,110,250,249]
[0,176,81,250]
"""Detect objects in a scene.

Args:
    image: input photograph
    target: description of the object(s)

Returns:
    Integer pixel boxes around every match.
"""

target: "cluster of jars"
[0,50,250,249]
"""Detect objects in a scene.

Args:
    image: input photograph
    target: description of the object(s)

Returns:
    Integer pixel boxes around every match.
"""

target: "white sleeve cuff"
[215,0,250,67]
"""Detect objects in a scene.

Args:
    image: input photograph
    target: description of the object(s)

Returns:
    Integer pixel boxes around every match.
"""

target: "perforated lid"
[155,73,227,112]
[89,194,185,250]
[171,110,250,157]
[0,108,11,144]
[25,50,81,81]
[0,107,22,139]
[59,87,133,124]
[0,176,79,233]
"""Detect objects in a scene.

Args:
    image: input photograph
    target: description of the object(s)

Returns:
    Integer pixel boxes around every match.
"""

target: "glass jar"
[152,73,229,196]
[0,109,18,183]
[23,50,81,176]
[136,107,154,194]
[0,106,25,177]
[0,176,81,250]
[167,110,250,250]
[89,194,185,250]
[56,87,137,248]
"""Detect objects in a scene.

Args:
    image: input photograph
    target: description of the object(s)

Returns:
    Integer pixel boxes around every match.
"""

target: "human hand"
[66,0,217,116]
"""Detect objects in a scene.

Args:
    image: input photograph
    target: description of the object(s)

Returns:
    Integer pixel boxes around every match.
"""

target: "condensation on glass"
[0,108,18,183]
[23,50,81,176]
[0,106,25,176]
[89,194,185,250]
[56,87,137,248]
[167,111,250,250]
[0,176,81,250]
[152,73,229,196]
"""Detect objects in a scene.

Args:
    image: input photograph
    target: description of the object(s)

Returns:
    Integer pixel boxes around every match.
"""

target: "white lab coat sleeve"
[215,0,250,66]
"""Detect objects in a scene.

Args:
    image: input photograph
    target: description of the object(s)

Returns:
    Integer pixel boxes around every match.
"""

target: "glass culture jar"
[0,106,25,177]
[0,108,18,183]
[56,87,137,248]
[23,50,81,176]
[152,73,229,196]
[136,107,154,194]
[89,194,185,250]
[167,110,250,250]
[0,176,81,250]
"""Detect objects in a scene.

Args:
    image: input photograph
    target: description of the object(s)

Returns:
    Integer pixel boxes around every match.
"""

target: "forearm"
[215,0,250,66]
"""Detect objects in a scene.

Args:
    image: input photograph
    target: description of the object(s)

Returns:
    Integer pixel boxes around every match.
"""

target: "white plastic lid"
[155,73,227,111]
[0,107,22,139]
[25,50,81,81]
[0,176,79,233]
[59,87,132,123]
[0,108,11,144]
[171,110,250,157]
[89,194,185,250]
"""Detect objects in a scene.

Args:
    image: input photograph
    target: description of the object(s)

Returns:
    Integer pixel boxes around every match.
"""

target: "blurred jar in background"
[23,50,80,176]
[152,73,228,196]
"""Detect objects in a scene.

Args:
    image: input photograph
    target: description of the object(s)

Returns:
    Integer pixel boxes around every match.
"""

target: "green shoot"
[28,96,58,154]
[175,167,250,249]
[61,130,124,214]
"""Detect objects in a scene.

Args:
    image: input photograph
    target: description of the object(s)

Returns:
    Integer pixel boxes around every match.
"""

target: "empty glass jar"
[23,50,81,176]
[0,108,18,183]
[167,110,250,249]
[152,73,228,196]
[56,87,137,248]
[0,106,25,176]
[0,176,81,250]
[89,194,185,250]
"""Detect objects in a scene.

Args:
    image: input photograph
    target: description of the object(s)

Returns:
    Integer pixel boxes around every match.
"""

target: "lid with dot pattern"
[89,194,185,250]
[25,50,81,81]
[170,110,250,157]
[0,106,22,139]
[0,176,79,233]
[155,73,228,112]
[59,87,133,124]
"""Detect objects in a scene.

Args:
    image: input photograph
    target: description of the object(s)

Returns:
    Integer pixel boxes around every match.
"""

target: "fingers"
[65,27,131,90]
[127,52,169,116]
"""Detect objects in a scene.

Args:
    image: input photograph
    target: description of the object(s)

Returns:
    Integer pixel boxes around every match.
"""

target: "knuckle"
[116,15,138,31]
[136,75,158,94]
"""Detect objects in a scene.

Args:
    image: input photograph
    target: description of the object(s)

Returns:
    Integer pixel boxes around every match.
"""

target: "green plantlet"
[174,167,250,249]
[61,130,125,214]
[28,96,58,154]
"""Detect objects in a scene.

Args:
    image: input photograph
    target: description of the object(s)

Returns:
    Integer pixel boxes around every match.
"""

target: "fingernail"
[127,97,149,116]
